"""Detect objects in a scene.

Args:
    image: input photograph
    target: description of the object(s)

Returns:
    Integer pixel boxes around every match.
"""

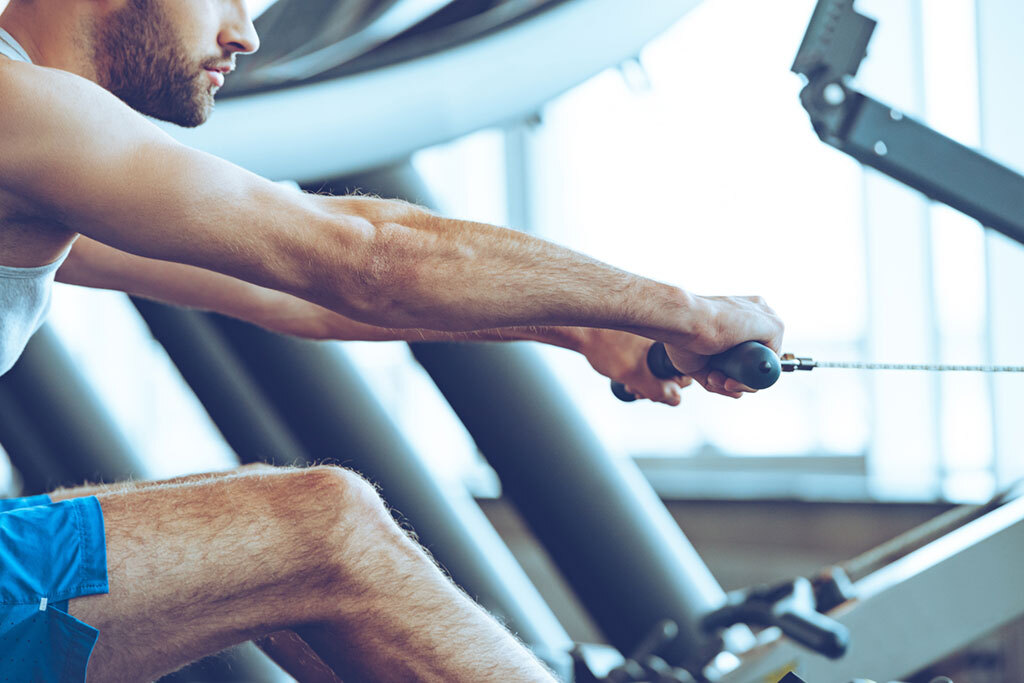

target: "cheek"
[161,0,220,58]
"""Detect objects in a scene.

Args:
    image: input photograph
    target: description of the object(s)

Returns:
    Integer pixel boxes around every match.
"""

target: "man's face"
[92,0,259,128]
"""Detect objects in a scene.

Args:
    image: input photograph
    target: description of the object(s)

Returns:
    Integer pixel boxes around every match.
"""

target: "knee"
[283,466,413,583]
[299,465,386,512]
[279,465,395,540]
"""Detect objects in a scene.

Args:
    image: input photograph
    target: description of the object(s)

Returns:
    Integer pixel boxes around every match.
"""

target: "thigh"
[68,466,349,683]
[48,461,277,502]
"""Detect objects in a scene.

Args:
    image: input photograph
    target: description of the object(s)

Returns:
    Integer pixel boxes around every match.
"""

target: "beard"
[92,0,219,128]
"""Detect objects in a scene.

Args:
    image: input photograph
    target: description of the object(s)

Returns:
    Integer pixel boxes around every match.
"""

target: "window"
[414,0,1013,502]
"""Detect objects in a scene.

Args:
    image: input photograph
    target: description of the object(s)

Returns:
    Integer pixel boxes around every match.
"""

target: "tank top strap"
[0,27,32,64]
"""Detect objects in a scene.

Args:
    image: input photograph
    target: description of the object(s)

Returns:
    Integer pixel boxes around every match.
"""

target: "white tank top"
[0,27,70,376]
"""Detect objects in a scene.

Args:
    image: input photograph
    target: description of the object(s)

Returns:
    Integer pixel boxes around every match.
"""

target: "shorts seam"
[72,498,107,597]
[75,498,88,588]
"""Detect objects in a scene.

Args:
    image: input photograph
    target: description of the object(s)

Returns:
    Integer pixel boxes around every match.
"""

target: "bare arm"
[1,61,782,395]
[56,236,582,346]
[58,237,690,403]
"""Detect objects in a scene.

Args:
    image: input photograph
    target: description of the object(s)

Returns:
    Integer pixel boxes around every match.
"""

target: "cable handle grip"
[610,341,783,402]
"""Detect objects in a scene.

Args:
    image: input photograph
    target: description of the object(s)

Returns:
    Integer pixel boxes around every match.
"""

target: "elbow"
[299,199,427,327]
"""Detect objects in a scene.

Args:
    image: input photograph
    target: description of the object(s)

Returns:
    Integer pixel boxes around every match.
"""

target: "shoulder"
[0,59,97,124]
[0,59,157,137]
[0,60,175,197]
[0,58,121,109]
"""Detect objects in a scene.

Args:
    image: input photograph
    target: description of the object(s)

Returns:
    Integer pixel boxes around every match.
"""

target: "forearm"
[313,306,588,351]
[59,236,592,350]
[302,195,699,345]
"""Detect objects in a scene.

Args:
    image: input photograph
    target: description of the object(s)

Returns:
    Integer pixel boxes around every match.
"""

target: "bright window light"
[414,0,997,502]
[245,0,277,18]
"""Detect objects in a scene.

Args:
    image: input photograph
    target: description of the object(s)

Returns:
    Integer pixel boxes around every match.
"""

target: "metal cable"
[813,361,1024,373]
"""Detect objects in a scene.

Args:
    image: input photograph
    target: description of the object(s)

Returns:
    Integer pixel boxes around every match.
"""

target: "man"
[0,0,784,680]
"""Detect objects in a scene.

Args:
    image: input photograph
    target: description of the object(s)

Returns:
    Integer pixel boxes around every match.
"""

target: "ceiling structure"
[165,0,703,181]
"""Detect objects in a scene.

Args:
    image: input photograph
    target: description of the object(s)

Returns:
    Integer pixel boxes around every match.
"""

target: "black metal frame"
[792,0,1024,247]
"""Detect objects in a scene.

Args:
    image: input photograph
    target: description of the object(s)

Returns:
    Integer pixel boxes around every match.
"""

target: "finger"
[633,379,681,406]
[707,370,756,394]
[723,377,756,393]
[706,369,729,388]
[703,372,744,399]
[659,384,682,406]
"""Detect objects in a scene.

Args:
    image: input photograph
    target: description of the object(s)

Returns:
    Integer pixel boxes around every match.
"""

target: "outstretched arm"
[1,60,782,396]
[58,237,690,403]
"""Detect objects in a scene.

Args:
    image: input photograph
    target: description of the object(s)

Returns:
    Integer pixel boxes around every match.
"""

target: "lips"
[203,64,233,89]
[205,69,225,88]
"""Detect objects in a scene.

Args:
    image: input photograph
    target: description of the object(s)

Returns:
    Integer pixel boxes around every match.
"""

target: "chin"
[171,95,216,128]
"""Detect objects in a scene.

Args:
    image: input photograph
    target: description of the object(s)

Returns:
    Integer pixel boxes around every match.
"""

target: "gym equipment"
[0,326,144,492]
[613,341,1024,401]
[610,341,782,401]
[327,161,1010,682]
[781,672,956,683]
[711,3,1024,674]
[164,0,705,183]
[568,489,1024,682]
[779,356,1024,374]
[605,2,1024,678]
[791,0,1024,249]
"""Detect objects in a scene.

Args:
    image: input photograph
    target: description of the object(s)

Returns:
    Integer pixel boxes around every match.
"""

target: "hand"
[664,295,784,399]
[579,329,694,406]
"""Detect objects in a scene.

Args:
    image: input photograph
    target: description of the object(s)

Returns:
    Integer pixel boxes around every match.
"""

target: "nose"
[218,2,260,56]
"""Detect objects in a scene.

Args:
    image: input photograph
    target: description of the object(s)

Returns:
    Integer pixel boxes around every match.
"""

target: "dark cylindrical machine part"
[0,382,76,494]
[0,325,145,492]
[413,341,727,669]
[131,298,310,467]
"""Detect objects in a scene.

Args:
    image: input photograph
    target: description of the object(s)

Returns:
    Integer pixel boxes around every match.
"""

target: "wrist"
[671,287,708,346]
[627,282,703,346]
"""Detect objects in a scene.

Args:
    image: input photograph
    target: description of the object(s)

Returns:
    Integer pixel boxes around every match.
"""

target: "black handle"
[775,609,849,660]
[610,341,782,401]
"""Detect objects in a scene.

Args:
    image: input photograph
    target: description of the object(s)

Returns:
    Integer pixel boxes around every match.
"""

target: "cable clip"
[781,353,818,372]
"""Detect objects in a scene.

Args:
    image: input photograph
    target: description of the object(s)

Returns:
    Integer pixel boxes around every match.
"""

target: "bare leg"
[68,465,554,682]
[47,462,276,501]
[50,464,341,682]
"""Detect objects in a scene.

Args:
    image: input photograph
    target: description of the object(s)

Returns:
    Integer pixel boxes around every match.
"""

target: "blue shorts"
[0,494,109,682]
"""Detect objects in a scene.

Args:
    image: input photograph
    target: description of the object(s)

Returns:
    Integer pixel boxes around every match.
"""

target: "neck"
[0,2,96,79]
